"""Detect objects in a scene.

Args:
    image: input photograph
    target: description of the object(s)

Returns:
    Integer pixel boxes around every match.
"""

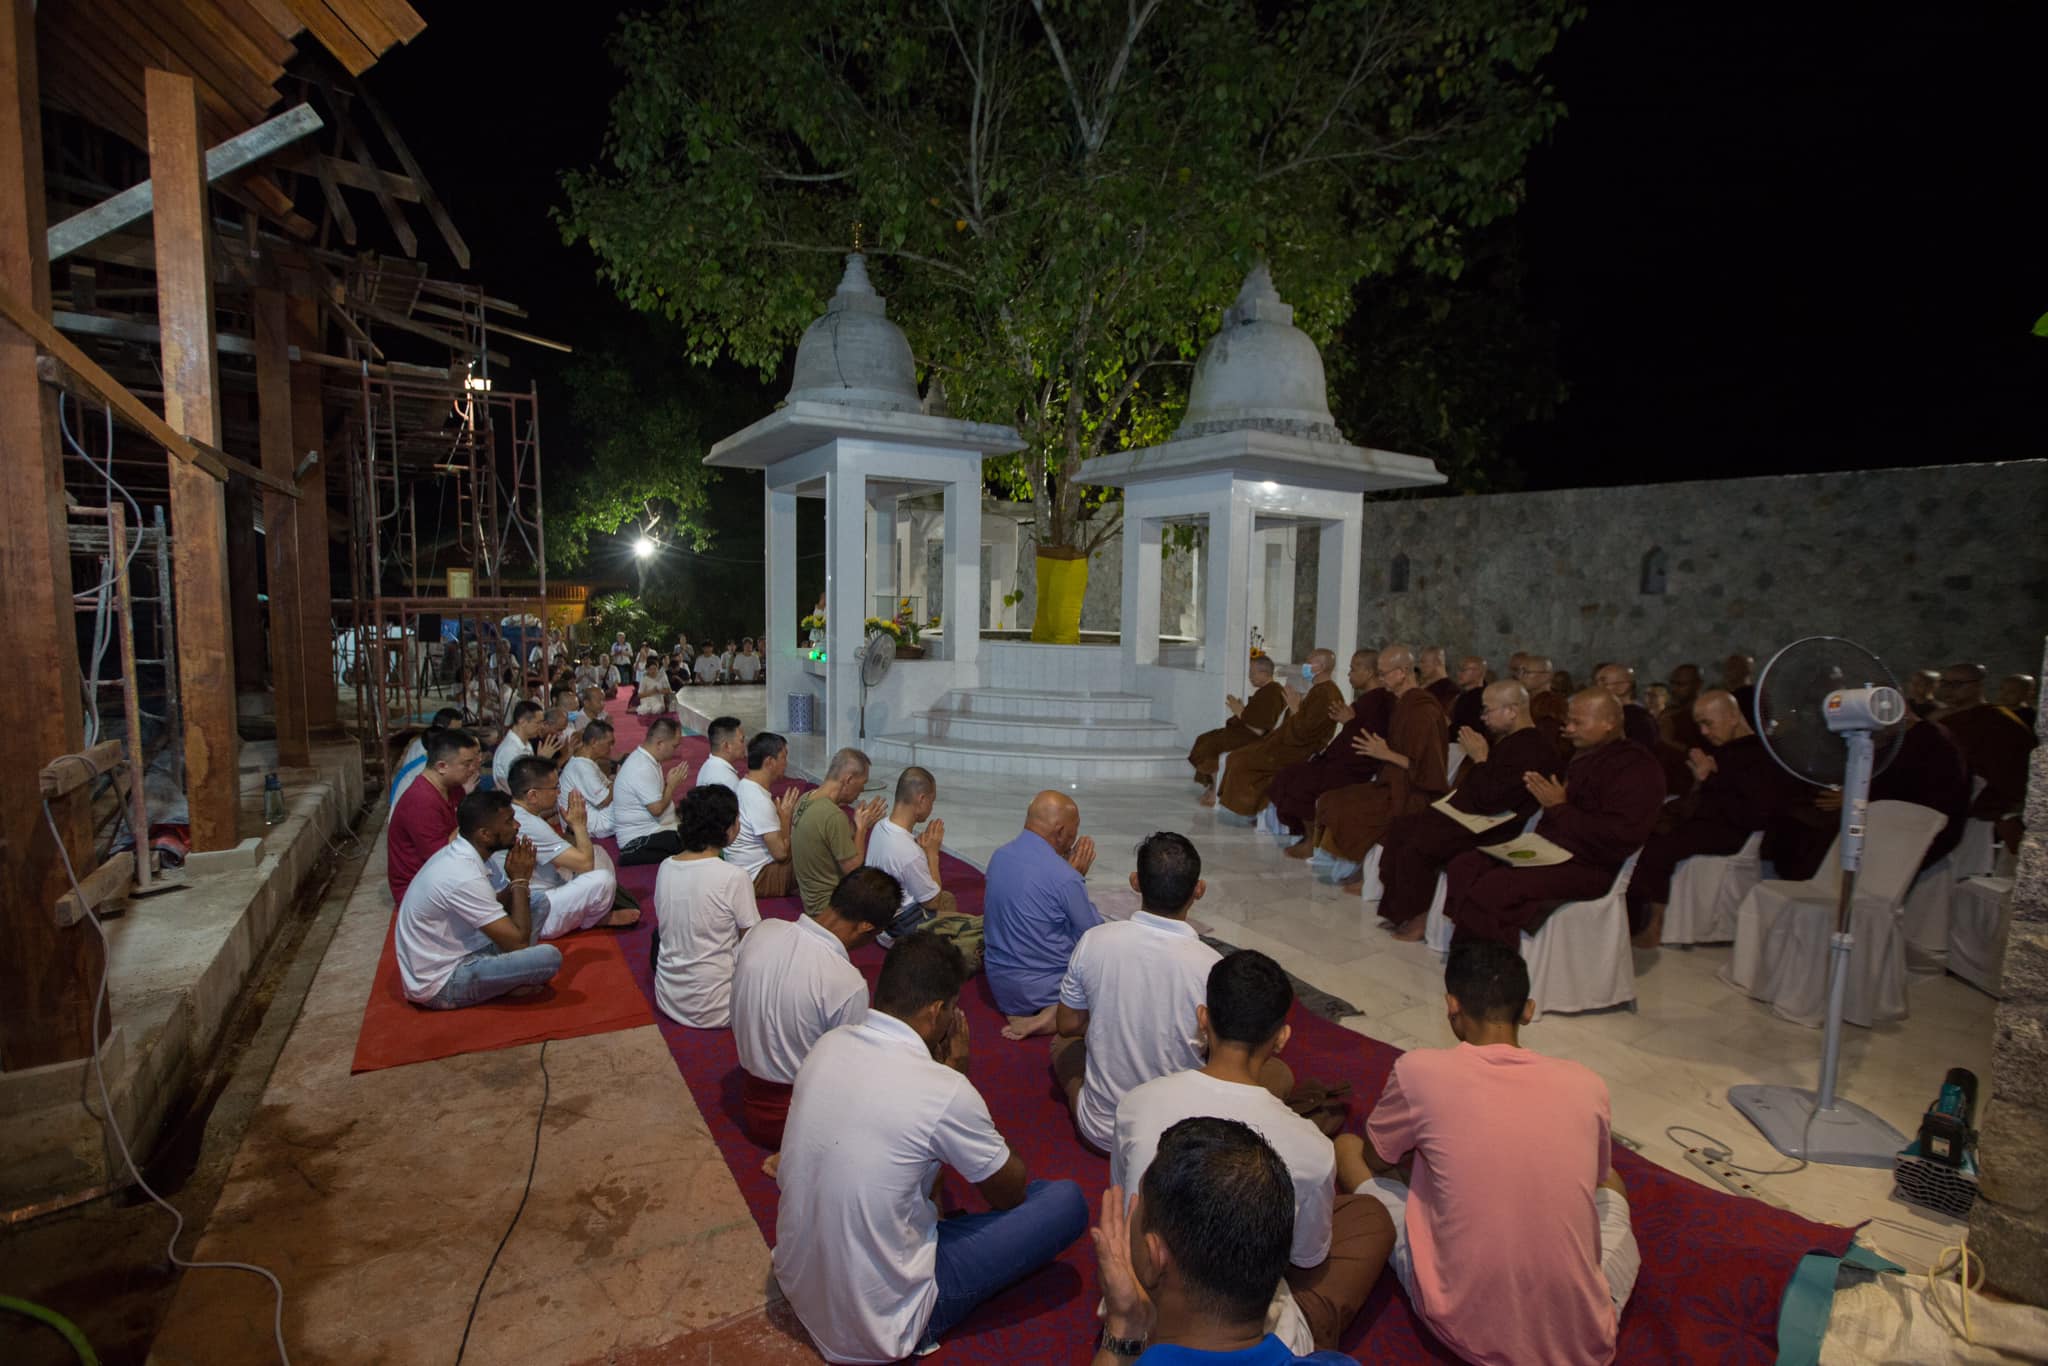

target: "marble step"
[912,709,1182,750]
[868,733,1191,782]
[931,687,1158,723]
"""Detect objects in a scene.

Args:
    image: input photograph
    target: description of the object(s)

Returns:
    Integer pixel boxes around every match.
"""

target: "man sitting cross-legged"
[774,932,1089,1365]
[388,726,482,906]
[733,867,900,1153]
[1090,1116,1365,1366]
[984,790,1103,1038]
[491,699,563,791]
[494,756,633,940]
[1375,680,1561,940]
[396,789,564,1010]
[1113,952,1388,1356]
[696,714,747,793]
[1187,655,1287,796]
[653,785,761,1028]
[864,766,966,947]
[726,731,804,898]
[791,747,888,918]
[611,717,693,865]
[560,719,618,839]
[1055,832,1226,1153]
[1337,941,1639,1366]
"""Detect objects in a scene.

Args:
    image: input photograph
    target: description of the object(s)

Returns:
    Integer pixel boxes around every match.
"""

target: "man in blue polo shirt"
[983,790,1102,1038]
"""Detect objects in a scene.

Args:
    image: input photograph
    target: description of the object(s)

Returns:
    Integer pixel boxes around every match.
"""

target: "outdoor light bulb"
[633,537,655,558]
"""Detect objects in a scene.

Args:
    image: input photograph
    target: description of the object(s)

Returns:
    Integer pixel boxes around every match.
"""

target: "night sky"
[368,2,2045,500]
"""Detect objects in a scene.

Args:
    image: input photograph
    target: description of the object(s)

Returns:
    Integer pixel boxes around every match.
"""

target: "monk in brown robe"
[1662,663,1706,750]
[1418,645,1459,712]
[1627,690,1791,946]
[1444,689,1664,947]
[1596,660,1692,799]
[1516,654,1569,758]
[1761,709,1970,881]
[1214,648,1343,816]
[1934,662,2037,854]
[1305,644,1450,874]
[1381,681,1563,938]
[1447,654,1488,737]
[1187,655,1286,792]
[1995,673,2038,730]
[1269,649,1386,840]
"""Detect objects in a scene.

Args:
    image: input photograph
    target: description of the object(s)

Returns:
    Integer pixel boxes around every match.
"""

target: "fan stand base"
[1730,1084,1907,1168]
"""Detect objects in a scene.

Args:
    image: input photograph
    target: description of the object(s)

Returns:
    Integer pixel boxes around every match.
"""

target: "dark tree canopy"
[561,0,1576,550]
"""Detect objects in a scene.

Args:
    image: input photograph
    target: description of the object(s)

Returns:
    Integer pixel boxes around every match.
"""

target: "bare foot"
[1197,789,1217,809]
[1389,915,1427,942]
[1001,1005,1059,1040]
[1339,878,1365,895]
[604,905,643,928]
[761,1153,780,1179]
[1283,840,1316,860]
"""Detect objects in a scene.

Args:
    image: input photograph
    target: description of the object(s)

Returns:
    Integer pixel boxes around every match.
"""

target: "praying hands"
[1351,729,1407,767]
[1524,771,1568,808]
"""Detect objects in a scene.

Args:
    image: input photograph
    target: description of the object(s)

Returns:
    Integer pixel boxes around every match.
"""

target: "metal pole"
[1816,729,1874,1113]
[106,502,151,891]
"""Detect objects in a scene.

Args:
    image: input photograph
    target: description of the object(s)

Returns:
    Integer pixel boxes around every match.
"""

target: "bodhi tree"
[561,0,1574,615]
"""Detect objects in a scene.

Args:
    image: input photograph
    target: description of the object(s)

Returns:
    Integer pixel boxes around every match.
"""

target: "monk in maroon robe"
[1381,681,1563,938]
[1269,649,1385,839]
[1306,645,1450,871]
[1627,690,1792,946]
[1215,649,1344,816]
[1762,711,1970,881]
[1661,663,1706,751]
[1187,655,1288,791]
[1447,654,1488,737]
[1596,659,1693,799]
[1419,645,1460,712]
[1445,690,1664,947]
[1935,663,2037,851]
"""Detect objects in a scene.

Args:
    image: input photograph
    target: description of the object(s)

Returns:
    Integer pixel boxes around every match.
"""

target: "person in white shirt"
[734,637,762,683]
[774,933,1088,1363]
[562,719,618,839]
[395,789,562,1009]
[732,865,900,1149]
[390,708,464,808]
[1053,832,1224,1153]
[635,658,673,715]
[599,659,623,696]
[612,717,692,864]
[491,701,563,791]
[1113,950,1387,1355]
[696,715,747,793]
[610,632,632,667]
[494,755,631,939]
[728,732,802,897]
[653,785,760,1027]
[864,766,955,943]
[693,643,723,685]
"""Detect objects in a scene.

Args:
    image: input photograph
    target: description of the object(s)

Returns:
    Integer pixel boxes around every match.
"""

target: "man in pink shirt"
[1335,940,1639,1366]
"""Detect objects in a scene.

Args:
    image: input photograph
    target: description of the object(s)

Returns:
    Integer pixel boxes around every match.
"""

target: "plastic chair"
[1722,801,1947,1027]
[1947,876,2013,997]
[1445,743,1466,784]
[1422,811,1542,952]
[1520,851,1641,1021]
[1661,830,1764,946]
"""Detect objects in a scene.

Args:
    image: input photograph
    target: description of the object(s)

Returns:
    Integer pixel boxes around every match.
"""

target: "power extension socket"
[1679,1146,1790,1208]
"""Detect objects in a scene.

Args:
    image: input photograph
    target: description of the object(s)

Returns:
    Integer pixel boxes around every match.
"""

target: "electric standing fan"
[857,629,896,740]
[1730,635,1910,1166]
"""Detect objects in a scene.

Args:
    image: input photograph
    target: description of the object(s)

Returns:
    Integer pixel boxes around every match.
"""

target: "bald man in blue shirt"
[984,791,1103,1038]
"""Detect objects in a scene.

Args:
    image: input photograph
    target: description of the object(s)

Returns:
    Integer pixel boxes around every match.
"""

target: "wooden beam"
[256,288,309,764]
[38,741,127,800]
[0,0,108,1069]
[311,148,357,246]
[346,76,468,269]
[309,74,414,256]
[148,67,241,853]
[357,298,506,363]
[53,851,134,929]
[283,0,380,75]
[290,151,419,201]
[285,288,339,735]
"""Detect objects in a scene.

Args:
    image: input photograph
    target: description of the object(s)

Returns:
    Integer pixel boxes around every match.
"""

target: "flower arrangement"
[894,596,921,646]
[864,616,903,641]
[800,612,826,631]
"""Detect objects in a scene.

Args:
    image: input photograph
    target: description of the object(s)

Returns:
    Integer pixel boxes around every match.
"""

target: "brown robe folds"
[1377,726,1562,925]
[1267,687,1393,834]
[1445,737,1664,946]
[1624,734,1789,929]
[1187,680,1287,785]
[1940,704,2037,820]
[1425,677,1460,711]
[1761,718,1972,880]
[1217,679,1344,816]
[1312,688,1451,861]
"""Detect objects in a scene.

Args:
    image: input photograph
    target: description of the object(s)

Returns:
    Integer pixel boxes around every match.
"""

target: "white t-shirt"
[866,818,940,911]
[732,916,868,1085]
[560,755,614,838]
[637,668,667,694]
[1058,912,1221,1151]
[734,653,762,682]
[726,778,783,876]
[1113,1068,1336,1355]
[694,653,722,683]
[653,857,762,1028]
[611,747,677,846]
[492,804,570,892]
[395,839,509,1002]
[491,731,532,790]
[697,753,741,794]
[389,736,427,808]
[774,1012,1011,1363]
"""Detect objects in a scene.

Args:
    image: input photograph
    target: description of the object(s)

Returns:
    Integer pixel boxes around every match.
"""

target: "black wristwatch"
[1100,1328,1147,1358]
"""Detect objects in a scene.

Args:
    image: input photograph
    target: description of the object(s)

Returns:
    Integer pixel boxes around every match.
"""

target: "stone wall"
[1971,642,2048,1304]
[1348,461,2048,681]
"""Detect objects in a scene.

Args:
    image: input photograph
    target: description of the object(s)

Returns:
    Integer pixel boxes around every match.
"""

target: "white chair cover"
[1901,856,1955,973]
[1422,875,1454,954]
[1948,876,2013,997]
[1355,844,1386,903]
[1520,851,1640,1021]
[1661,830,1765,945]
[1722,801,1947,1027]
[1446,743,1466,784]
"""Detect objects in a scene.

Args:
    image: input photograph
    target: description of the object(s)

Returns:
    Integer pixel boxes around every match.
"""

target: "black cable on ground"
[454,1039,550,1365]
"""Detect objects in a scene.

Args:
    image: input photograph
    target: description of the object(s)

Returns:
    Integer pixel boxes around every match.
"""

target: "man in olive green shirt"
[792,747,887,916]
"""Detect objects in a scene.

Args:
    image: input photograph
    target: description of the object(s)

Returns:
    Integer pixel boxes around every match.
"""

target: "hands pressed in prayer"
[1458,725,1490,763]
[1224,693,1246,717]
[1328,698,1356,725]
[1524,772,1568,808]
[773,786,802,828]
[1352,730,1398,763]
[853,796,888,833]
[664,760,692,795]
[1090,1186,1156,1344]
[936,1006,971,1073]
[564,789,588,833]
[1686,746,1718,783]
[1282,683,1304,712]
[1067,835,1097,876]
[504,835,538,884]
[918,818,946,854]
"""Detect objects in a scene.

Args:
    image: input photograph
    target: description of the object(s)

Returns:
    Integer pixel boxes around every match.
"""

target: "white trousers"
[532,848,618,940]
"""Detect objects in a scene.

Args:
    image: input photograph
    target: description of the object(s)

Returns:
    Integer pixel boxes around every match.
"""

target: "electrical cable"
[1926,1231,1982,1345]
[1664,1122,1810,1177]
[0,1294,99,1364]
[453,1038,550,1365]
[40,800,293,1366]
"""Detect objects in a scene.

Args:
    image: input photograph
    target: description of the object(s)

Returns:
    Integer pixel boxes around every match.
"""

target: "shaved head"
[1249,656,1275,680]
[1418,645,1446,681]
[1694,688,1752,746]
[1483,680,1529,711]
[1563,688,1623,749]
[1025,790,1082,856]
[1456,655,1486,689]
[1594,661,1636,702]
[1349,649,1379,692]
[1481,680,1531,734]
[1307,648,1336,678]
[1996,674,2037,710]
[1378,643,1417,695]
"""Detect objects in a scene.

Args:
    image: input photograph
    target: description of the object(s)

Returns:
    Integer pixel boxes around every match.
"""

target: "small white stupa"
[783,253,923,414]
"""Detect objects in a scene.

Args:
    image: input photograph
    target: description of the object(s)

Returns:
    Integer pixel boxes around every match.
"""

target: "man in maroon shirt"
[388,728,482,905]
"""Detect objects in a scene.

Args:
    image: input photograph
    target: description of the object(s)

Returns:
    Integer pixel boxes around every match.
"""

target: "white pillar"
[943,467,981,667]
[1316,510,1362,671]
[825,459,868,755]
[1207,488,1252,701]
[871,494,899,618]
[765,485,801,731]
[1122,505,1163,670]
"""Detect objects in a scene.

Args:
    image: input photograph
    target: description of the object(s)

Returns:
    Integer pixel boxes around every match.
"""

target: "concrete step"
[912,709,1182,750]
[868,733,1191,782]
[933,686,1158,723]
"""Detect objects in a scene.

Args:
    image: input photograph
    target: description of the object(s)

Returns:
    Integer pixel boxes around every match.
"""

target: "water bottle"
[263,772,286,826]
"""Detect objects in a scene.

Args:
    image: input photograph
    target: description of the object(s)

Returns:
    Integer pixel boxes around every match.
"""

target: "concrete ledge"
[0,739,364,1211]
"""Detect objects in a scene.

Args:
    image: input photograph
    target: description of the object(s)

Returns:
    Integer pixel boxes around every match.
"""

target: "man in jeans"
[396,789,564,1010]
[773,933,1088,1363]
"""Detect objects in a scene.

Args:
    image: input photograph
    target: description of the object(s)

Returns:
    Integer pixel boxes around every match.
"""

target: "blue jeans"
[426,942,563,1009]
[922,1179,1088,1347]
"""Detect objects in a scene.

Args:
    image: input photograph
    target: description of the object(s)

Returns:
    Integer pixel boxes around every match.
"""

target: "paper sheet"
[1430,796,1516,834]
[1480,832,1574,867]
